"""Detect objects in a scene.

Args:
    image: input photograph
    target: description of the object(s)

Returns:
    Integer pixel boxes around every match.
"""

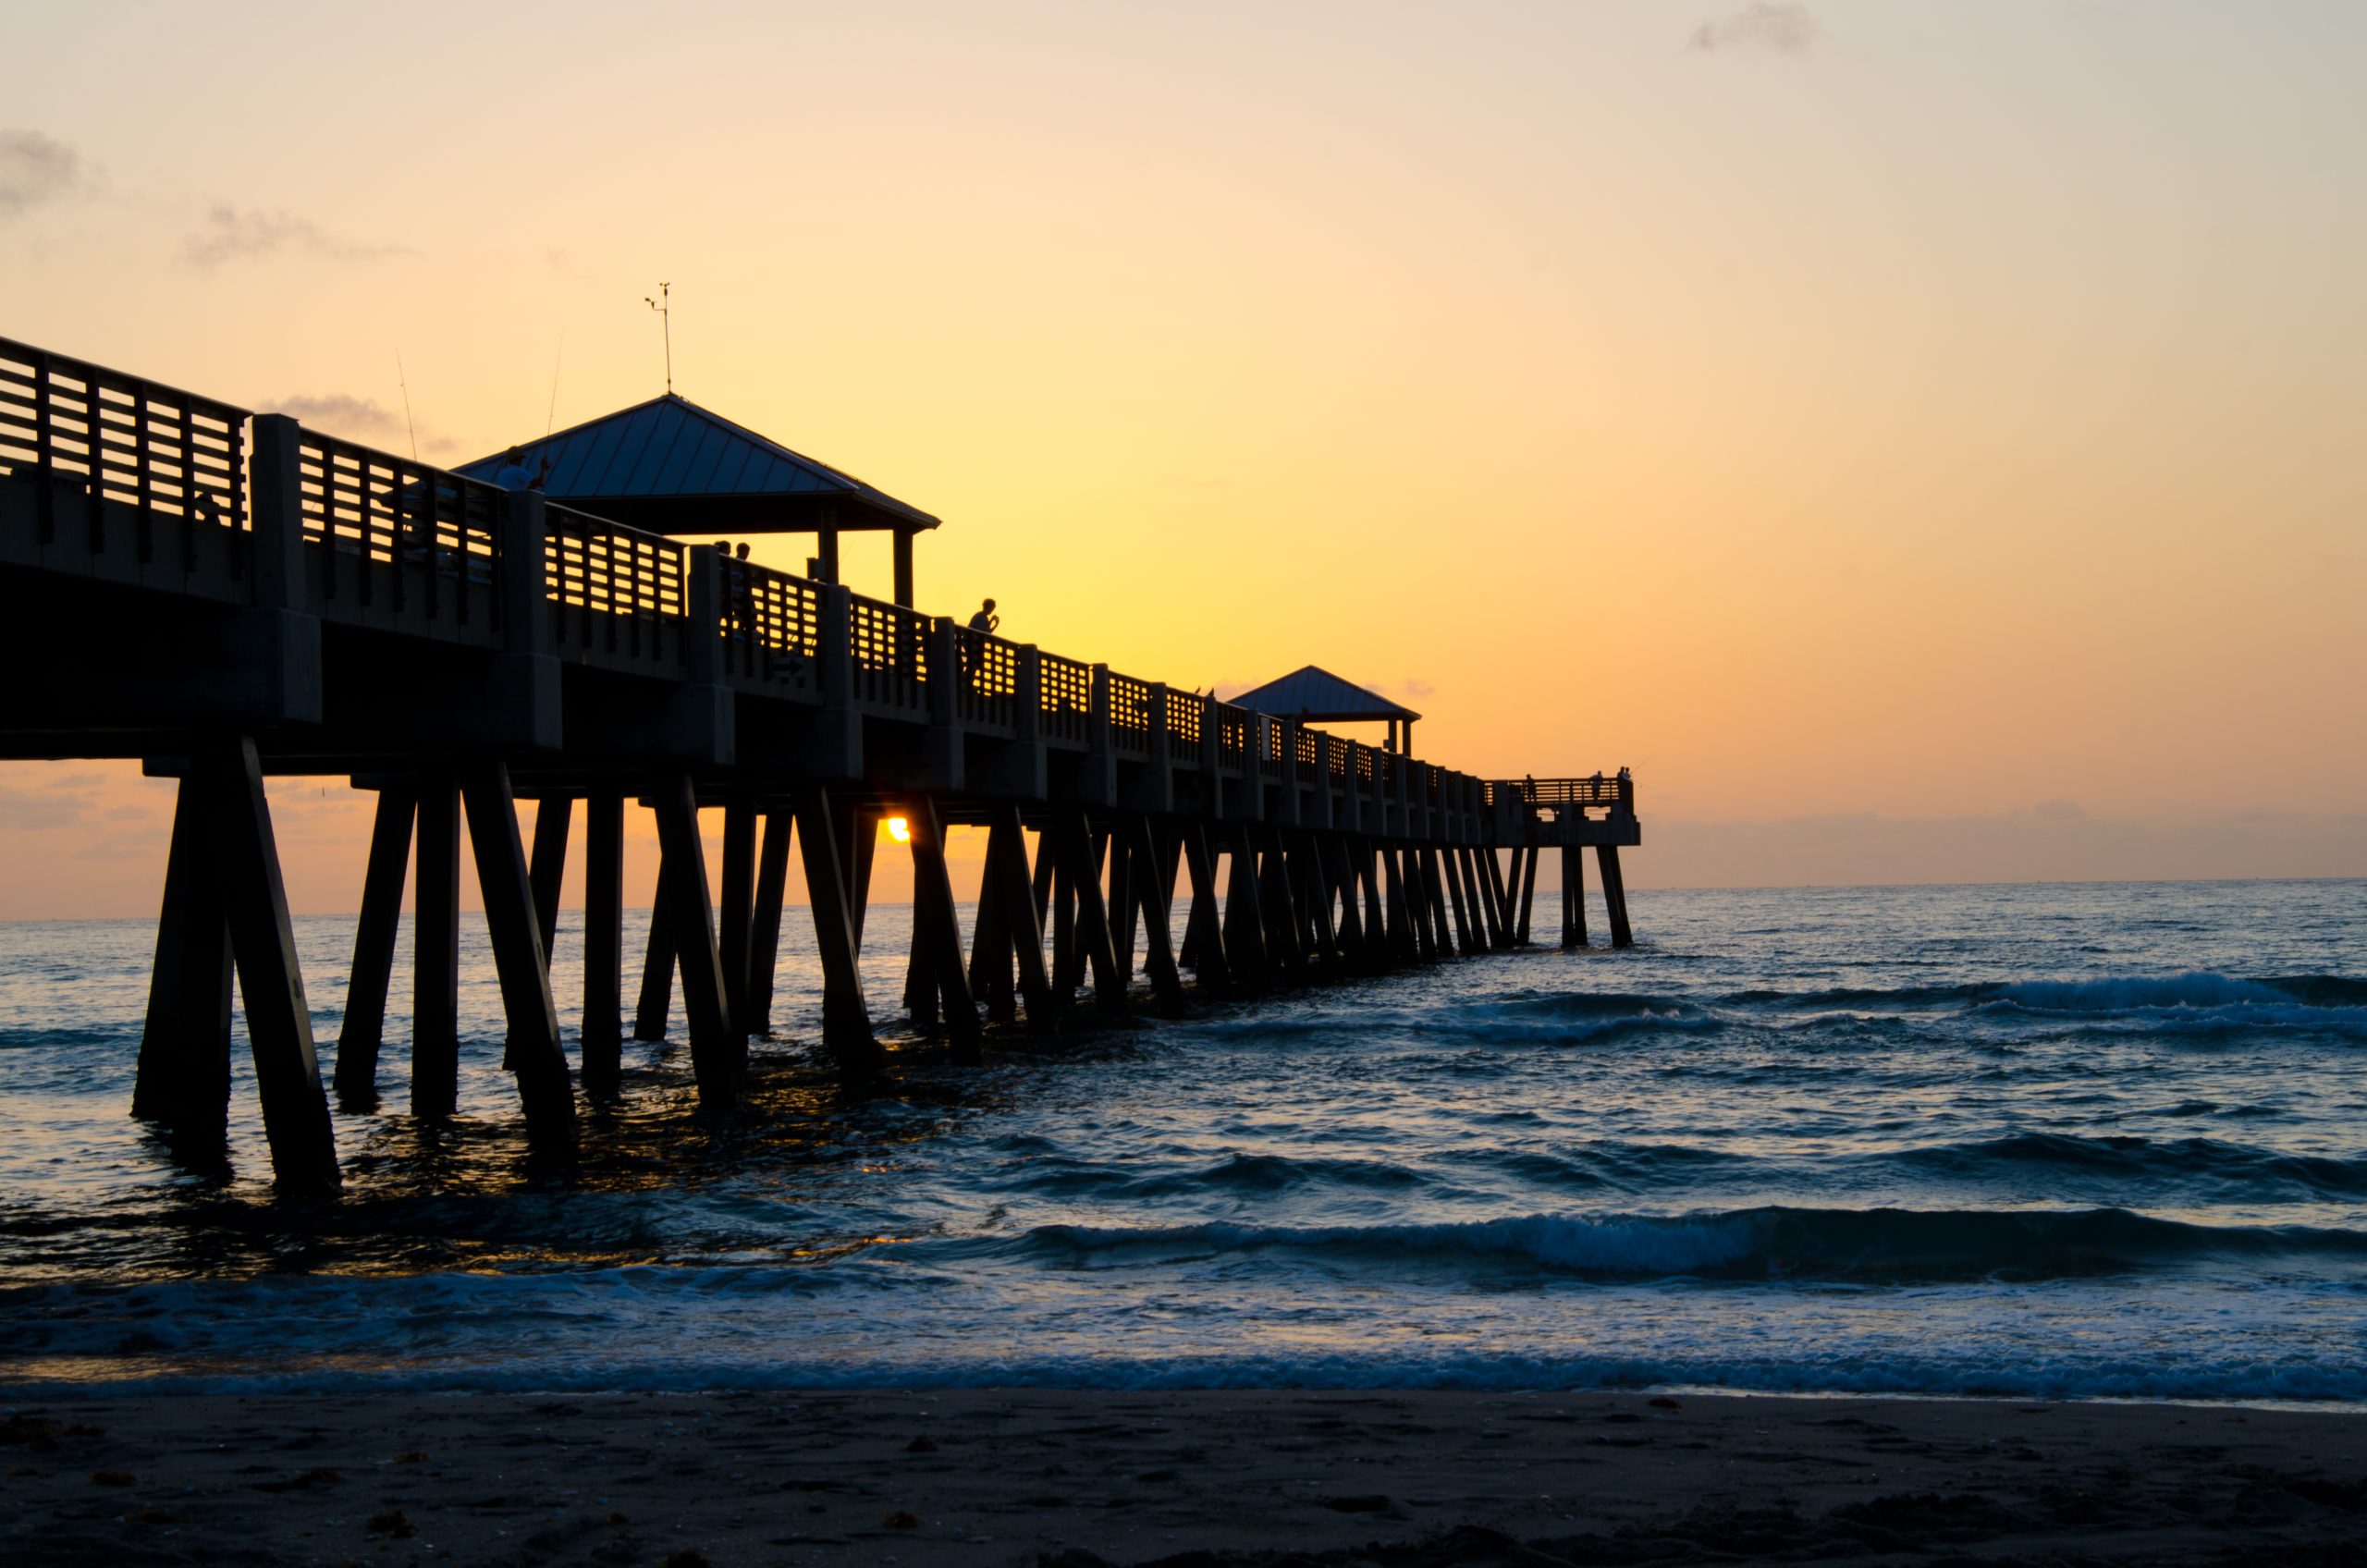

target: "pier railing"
[0,336,249,560]
[0,334,1637,836]
[546,502,684,668]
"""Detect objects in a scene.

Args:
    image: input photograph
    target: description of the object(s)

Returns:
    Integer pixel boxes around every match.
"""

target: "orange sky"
[3,2,2361,916]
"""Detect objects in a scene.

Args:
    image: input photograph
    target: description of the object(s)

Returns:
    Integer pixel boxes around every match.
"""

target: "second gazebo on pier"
[1230,665,1421,753]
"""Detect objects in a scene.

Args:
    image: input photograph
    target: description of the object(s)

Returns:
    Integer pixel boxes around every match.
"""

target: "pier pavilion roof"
[1229,665,1420,724]
[457,393,940,537]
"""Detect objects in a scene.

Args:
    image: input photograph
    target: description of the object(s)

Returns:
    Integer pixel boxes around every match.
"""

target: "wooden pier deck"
[0,334,1641,1194]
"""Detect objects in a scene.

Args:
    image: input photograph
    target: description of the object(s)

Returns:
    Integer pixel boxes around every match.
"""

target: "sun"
[886,816,911,843]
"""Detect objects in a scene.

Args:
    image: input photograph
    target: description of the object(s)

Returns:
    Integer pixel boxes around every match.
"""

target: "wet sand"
[6,1388,2365,1565]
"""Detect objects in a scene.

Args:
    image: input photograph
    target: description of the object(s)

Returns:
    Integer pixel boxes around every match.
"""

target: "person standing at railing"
[963,598,999,690]
[494,447,550,491]
[728,543,756,643]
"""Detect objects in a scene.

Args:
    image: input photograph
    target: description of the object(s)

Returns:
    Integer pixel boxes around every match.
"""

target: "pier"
[0,334,1641,1195]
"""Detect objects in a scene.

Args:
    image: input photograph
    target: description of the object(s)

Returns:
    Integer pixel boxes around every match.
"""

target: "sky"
[2,0,2362,916]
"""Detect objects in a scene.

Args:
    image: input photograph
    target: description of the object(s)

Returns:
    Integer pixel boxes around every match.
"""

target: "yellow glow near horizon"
[886,817,911,845]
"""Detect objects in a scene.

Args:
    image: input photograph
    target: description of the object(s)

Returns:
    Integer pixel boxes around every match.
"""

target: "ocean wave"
[1708,972,2367,1036]
[1882,1133,2367,1197]
[1008,1205,2367,1283]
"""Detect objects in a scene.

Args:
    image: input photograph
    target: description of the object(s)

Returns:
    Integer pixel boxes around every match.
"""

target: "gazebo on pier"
[458,395,940,606]
[1229,664,1423,753]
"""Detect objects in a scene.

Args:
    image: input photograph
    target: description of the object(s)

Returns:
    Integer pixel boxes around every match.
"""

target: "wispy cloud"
[180,203,411,268]
[0,129,91,222]
[1688,3,1819,55]
[261,391,465,458]
[0,777,101,830]
[263,392,408,441]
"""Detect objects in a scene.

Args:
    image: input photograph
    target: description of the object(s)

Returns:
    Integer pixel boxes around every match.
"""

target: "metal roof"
[457,394,940,533]
[1228,665,1421,723]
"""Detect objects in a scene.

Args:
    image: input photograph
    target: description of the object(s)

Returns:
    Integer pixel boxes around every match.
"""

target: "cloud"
[2033,799,2088,822]
[261,392,468,458]
[0,128,89,221]
[180,203,411,268]
[1398,678,1437,700]
[0,778,100,830]
[263,392,409,442]
[1688,3,1819,55]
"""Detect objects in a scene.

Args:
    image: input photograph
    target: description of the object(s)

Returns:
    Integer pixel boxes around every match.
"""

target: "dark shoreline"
[9,1387,2367,1565]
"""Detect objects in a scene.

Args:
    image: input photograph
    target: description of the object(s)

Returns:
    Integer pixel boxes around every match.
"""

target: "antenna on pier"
[644,282,672,394]
[395,349,419,462]
[546,333,564,437]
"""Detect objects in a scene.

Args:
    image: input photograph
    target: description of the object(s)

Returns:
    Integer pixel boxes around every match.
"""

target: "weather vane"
[644,282,672,394]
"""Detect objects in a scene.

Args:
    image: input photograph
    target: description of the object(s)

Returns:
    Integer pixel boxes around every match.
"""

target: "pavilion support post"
[412,771,461,1119]
[907,795,982,1063]
[985,804,1060,1033]
[134,773,237,1140]
[747,809,791,1037]
[581,790,625,1097]
[1129,815,1188,1014]
[719,799,757,1035]
[1049,809,1125,1013]
[1597,844,1634,949]
[1515,844,1539,948]
[891,528,915,607]
[1181,823,1231,993]
[652,773,746,1103]
[1561,841,1588,949]
[632,857,676,1045]
[206,738,340,1196]
[329,782,413,1109]
[793,786,886,1074]
[528,793,571,969]
[1221,835,1271,989]
[460,761,577,1157]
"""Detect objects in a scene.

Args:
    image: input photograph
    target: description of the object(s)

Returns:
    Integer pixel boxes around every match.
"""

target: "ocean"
[2,878,2362,1404]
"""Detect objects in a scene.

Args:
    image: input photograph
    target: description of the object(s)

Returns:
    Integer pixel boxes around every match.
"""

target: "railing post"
[1134,682,1175,813]
[500,489,553,657]
[1274,718,1301,827]
[1241,714,1267,822]
[249,413,305,612]
[794,581,860,778]
[926,616,964,789]
[1197,694,1221,817]
[1307,732,1334,830]
[1014,645,1042,744]
[1084,662,1115,805]
[987,643,1047,798]
[685,545,725,684]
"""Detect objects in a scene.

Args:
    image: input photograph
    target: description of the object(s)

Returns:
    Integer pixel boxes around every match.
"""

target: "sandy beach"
[6,1388,2364,1566]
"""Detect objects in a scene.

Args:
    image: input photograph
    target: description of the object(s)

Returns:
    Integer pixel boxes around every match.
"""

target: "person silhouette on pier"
[495,448,535,489]
[727,543,755,640]
[969,598,999,635]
